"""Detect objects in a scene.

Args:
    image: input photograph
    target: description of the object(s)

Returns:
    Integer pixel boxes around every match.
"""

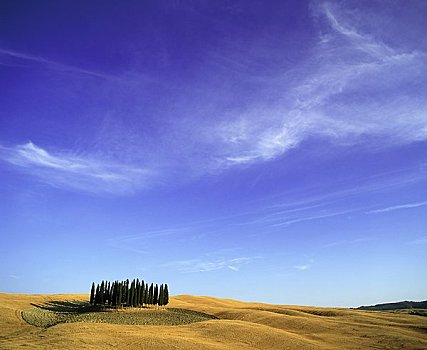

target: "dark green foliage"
[134,279,139,307]
[89,278,169,309]
[134,279,138,306]
[100,281,105,305]
[148,283,154,305]
[90,282,95,305]
[153,284,159,306]
[125,279,130,306]
[106,281,111,305]
[95,285,100,305]
[121,282,126,305]
[159,284,164,307]
[118,282,123,307]
[139,280,144,307]
[135,279,140,307]
[129,280,135,308]
[111,282,116,307]
[144,283,149,305]
[164,284,169,306]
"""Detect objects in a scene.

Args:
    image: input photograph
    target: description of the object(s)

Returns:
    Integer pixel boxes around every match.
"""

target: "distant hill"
[357,300,427,311]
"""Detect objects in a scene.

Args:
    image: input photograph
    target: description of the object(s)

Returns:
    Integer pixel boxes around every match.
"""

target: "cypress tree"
[115,281,120,306]
[135,279,139,307]
[90,282,95,305]
[142,282,145,306]
[100,281,105,305]
[111,281,116,307]
[104,280,108,303]
[121,281,126,305]
[118,282,123,307]
[139,281,144,307]
[126,279,130,306]
[133,280,138,307]
[129,280,133,307]
[141,280,145,306]
[139,280,143,307]
[104,282,109,305]
[153,284,159,306]
[110,282,113,306]
[104,280,108,305]
[130,280,135,308]
[148,283,154,306]
[95,284,100,305]
[106,281,111,305]
[134,279,139,307]
[140,280,145,306]
[88,279,169,308]
[144,283,149,306]
[163,284,169,306]
[112,281,117,307]
[158,284,164,307]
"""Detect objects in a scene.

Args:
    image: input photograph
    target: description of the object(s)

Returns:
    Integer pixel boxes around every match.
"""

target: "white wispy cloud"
[293,258,315,271]
[166,256,255,273]
[322,3,395,60]
[0,141,153,194]
[0,48,117,80]
[2,2,426,192]
[106,166,426,237]
[323,237,375,248]
[213,1,427,167]
[293,265,310,271]
[270,209,355,227]
[367,201,427,214]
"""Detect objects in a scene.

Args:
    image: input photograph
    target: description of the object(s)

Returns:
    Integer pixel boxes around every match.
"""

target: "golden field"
[0,292,426,349]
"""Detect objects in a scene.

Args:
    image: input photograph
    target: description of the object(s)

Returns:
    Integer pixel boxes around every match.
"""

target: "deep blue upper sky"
[1,0,426,307]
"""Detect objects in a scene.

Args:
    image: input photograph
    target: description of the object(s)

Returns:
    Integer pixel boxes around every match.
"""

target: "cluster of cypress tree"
[89,279,169,308]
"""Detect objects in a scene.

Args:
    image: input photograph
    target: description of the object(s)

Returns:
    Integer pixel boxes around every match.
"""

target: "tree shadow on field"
[31,300,102,314]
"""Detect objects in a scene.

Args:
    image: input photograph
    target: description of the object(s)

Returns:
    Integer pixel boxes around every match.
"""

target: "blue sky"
[0,0,426,307]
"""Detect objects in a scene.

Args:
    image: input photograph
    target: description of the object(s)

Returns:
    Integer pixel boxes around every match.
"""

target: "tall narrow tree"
[163,284,169,306]
[111,281,116,307]
[94,284,100,305]
[135,279,140,307]
[106,281,111,305]
[121,282,126,305]
[100,281,105,305]
[88,279,169,309]
[125,279,130,306]
[158,284,164,307]
[134,279,138,307]
[118,282,123,308]
[129,280,135,307]
[153,284,159,306]
[144,283,149,305]
[148,283,154,306]
[139,280,144,307]
[90,282,95,305]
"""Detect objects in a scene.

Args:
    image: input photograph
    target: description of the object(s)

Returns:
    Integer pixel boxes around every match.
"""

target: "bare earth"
[0,293,426,349]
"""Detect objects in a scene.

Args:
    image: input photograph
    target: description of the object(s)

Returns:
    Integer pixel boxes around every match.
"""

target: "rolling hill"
[357,300,427,311]
[1,293,426,349]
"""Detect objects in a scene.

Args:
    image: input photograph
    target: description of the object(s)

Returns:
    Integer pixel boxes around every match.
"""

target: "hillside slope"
[357,300,427,311]
[0,293,426,349]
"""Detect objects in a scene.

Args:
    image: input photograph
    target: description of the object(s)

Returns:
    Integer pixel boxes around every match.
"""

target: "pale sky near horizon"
[1,0,426,307]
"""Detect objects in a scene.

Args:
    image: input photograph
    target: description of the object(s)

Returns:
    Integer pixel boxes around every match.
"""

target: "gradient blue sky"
[1,0,426,307]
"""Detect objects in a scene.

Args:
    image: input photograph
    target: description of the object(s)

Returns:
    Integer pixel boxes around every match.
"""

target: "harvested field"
[1,293,427,349]
[21,300,217,328]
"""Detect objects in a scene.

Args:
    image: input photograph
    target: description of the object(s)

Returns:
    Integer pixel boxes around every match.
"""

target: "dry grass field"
[0,293,426,349]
